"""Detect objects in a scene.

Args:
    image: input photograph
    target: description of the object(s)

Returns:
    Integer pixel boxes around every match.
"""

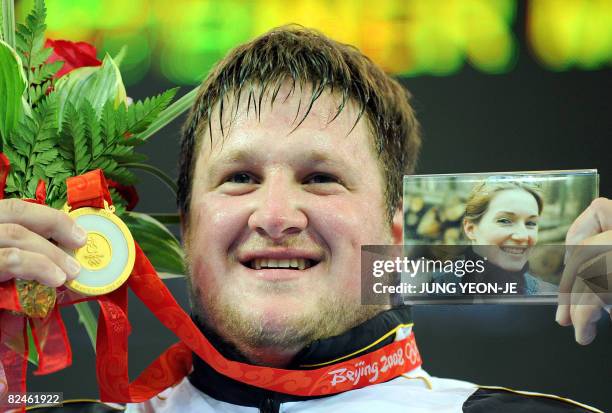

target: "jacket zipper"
[259,394,280,413]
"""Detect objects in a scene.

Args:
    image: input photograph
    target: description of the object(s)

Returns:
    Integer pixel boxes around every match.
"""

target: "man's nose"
[248,179,307,240]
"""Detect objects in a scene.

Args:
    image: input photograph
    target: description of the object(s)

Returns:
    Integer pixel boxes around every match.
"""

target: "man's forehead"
[201,82,368,151]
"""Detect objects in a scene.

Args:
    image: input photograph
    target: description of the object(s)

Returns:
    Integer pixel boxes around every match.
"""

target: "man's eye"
[497,218,512,224]
[526,221,538,227]
[226,172,256,184]
[304,174,339,185]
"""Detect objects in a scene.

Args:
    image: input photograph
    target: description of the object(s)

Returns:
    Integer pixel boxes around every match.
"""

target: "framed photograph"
[361,170,600,304]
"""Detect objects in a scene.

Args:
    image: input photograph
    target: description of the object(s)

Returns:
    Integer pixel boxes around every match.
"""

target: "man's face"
[184,88,398,356]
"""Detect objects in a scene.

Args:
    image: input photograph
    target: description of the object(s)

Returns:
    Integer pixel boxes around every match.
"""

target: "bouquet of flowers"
[0,0,195,367]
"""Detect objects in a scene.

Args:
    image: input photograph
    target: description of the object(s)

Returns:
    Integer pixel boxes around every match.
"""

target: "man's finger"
[559,237,611,294]
[569,278,603,345]
[556,231,612,325]
[564,198,612,260]
[0,199,87,249]
[0,223,81,280]
[0,248,67,287]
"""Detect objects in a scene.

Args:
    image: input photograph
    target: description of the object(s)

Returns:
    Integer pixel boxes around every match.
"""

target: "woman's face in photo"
[465,188,540,271]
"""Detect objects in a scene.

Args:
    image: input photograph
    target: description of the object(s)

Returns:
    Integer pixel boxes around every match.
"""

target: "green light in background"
[16,0,608,85]
[157,0,254,84]
[465,0,518,74]
[160,48,221,85]
[528,0,612,71]
[403,0,516,76]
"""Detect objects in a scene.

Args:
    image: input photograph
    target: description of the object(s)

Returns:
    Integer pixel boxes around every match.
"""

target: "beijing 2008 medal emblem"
[64,201,135,296]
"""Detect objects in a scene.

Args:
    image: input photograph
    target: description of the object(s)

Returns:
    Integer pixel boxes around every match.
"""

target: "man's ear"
[392,208,403,245]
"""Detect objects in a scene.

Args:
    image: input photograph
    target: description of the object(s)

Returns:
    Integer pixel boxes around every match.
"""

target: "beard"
[187,269,387,360]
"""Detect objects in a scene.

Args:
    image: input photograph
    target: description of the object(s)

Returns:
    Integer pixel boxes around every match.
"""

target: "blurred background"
[16,0,611,410]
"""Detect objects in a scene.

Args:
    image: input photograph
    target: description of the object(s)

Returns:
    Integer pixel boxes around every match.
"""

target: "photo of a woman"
[460,180,557,295]
[403,170,598,298]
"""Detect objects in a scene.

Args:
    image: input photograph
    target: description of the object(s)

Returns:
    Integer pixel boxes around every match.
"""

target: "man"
[1,26,610,412]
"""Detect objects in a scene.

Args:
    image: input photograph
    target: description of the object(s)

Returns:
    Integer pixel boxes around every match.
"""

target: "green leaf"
[32,137,54,152]
[28,42,52,69]
[30,59,62,84]
[26,322,39,366]
[43,158,66,176]
[74,302,97,351]
[25,175,39,198]
[138,86,198,141]
[112,45,127,67]
[104,165,136,185]
[124,212,185,275]
[4,92,59,189]
[27,80,50,106]
[0,39,27,144]
[15,0,47,86]
[114,151,147,164]
[109,187,127,217]
[127,88,178,135]
[35,147,58,164]
[123,162,177,195]
[2,144,25,173]
[11,132,31,157]
[29,92,59,140]
[59,103,90,174]
[81,100,103,160]
[1,0,16,49]
[0,2,4,43]
[147,213,180,225]
[113,102,128,142]
[55,54,127,122]
[100,100,116,146]
[4,172,20,193]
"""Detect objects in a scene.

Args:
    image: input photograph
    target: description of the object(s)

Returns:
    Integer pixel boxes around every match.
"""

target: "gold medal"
[64,201,135,296]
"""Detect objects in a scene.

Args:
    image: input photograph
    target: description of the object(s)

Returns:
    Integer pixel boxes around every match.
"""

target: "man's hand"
[0,199,87,287]
[556,197,612,345]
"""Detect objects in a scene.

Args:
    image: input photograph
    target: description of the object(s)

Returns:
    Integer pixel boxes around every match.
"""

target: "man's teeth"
[501,247,527,255]
[251,258,309,270]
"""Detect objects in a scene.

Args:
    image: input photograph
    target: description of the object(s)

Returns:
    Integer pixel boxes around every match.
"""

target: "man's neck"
[234,343,302,367]
[193,316,306,367]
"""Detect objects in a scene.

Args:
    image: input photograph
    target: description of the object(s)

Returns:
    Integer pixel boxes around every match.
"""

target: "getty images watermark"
[361,245,612,305]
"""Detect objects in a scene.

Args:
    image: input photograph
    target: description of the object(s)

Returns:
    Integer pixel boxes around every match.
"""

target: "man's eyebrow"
[303,149,345,165]
[207,148,351,174]
[207,150,256,177]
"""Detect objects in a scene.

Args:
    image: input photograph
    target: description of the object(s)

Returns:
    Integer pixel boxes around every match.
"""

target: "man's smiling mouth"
[238,250,323,272]
[248,258,317,270]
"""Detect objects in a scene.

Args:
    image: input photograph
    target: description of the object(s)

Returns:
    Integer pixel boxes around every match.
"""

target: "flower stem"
[122,162,178,195]
[146,213,181,224]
